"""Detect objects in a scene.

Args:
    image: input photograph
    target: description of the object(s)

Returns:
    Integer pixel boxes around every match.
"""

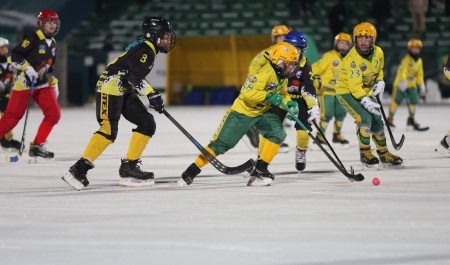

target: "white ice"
[1,103,450,265]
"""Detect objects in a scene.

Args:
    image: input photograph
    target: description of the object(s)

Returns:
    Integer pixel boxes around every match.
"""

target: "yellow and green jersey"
[336,45,384,100]
[232,62,290,117]
[312,49,345,95]
[247,46,272,77]
[393,54,424,88]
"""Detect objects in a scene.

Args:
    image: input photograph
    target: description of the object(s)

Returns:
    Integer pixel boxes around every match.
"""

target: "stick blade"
[393,134,406,150]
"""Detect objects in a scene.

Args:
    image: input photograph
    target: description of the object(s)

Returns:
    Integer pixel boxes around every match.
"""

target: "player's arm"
[416,59,425,86]
[239,72,269,105]
[300,61,319,108]
[11,37,35,70]
[444,54,450,80]
[127,47,155,96]
[375,51,384,83]
[248,48,270,76]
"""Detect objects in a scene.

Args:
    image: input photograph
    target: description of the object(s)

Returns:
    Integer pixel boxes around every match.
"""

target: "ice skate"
[279,142,290,153]
[435,136,450,157]
[309,134,326,151]
[118,159,155,187]
[1,137,21,151]
[407,117,429,132]
[62,158,94,191]
[360,148,379,169]
[387,117,396,128]
[28,142,54,163]
[377,150,404,169]
[295,147,307,172]
[332,133,350,149]
[178,163,201,187]
[247,159,273,187]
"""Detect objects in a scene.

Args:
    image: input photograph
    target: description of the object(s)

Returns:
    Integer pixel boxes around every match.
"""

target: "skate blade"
[380,163,405,169]
[177,178,189,187]
[359,163,380,171]
[62,173,85,191]
[333,143,350,150]
[435,145,450,157]
[119,178,155,187]
[28,156,54,164]
[247,176,272,187]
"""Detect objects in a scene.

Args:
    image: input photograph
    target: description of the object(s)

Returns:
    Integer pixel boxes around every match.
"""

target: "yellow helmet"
[271,25,290,43]
[269,42,300,78]
[334,32,352,45]
[353,22,377,41]
[353,22,377,56]
[407,38,423,50]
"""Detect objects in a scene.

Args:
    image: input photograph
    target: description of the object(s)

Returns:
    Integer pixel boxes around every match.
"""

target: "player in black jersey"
[63,17,176,191]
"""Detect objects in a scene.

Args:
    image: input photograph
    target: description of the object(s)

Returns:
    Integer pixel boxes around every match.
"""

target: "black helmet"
[142,17,176,53]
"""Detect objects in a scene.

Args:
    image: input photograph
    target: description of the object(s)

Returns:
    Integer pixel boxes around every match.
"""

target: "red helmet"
[37,9,60,37]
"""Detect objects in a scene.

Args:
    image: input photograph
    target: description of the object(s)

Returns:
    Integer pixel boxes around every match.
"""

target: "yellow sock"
[260,140,280,163]
[125,132,150,160]
[82,133,113,162]
[258,136,268,157]
[296,130,310,149]
[194,146,216,168]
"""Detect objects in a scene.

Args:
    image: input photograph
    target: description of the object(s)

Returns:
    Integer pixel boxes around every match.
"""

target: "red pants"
[0,87,60,144]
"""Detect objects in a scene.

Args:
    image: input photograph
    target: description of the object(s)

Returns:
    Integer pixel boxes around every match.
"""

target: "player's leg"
[118,92,157,186]
[29,87,61,161]
[62,92,119,190]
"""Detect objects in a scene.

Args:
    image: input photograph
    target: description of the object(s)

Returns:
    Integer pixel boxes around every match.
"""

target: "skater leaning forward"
[62,17,176,191]
[335,22,403,168]
[179,42,301,187]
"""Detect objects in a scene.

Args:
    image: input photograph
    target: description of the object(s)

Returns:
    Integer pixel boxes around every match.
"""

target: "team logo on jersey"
[39,45,46,54]
[295,70,303,79]
[265,83,277,91]
[332,60,339,67]
[360,63,367,71]
[247,75,257,83]
[408,61,413,67]
[351,61,356,68]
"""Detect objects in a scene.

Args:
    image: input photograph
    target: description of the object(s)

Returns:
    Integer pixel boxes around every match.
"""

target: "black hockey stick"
[7,77,35,162]
[281,102,364,182]
[163,109,255,175]
[375,95,405,150]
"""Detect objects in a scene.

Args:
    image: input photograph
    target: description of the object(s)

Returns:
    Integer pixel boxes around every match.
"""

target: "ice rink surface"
[1,103,450,265]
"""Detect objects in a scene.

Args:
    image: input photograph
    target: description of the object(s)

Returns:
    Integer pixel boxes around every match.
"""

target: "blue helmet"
[284,31,308,50]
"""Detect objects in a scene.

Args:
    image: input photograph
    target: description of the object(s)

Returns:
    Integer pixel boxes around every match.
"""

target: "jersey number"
[350,70,360,78]
[140,54,147,63]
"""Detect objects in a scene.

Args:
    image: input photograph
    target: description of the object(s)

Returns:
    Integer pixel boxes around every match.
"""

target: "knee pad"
[134,113,156,137]
[97,120,119,142]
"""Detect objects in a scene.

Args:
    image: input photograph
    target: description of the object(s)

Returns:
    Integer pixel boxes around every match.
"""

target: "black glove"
[148,92,165,113]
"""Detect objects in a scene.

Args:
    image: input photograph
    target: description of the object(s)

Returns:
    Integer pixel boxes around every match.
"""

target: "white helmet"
[0,37,9,47]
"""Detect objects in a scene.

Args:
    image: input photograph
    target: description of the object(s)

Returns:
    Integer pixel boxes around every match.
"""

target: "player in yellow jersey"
[336,22,403,168]
[436,54,450,156]
[387,39,428,131]
[244,25,291,152]
[312,32,352,148]
[179,42,300,187]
